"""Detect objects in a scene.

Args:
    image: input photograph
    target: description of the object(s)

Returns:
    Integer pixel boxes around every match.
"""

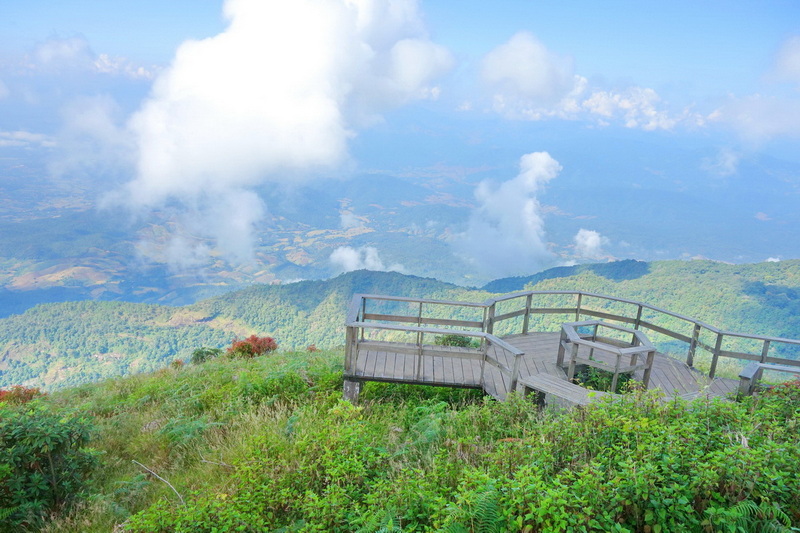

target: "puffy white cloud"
[482,32,574,106]
[113,0,451,267]
[766,257,781,262]
[454,151,561,278]
[573,229,609,260]
[481,33,694,130]
[581,87,680,131]
[330,246,404,273]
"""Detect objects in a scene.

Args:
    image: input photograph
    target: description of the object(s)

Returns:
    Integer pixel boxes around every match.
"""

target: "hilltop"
[2,346,799,531]
[1,259,799,390]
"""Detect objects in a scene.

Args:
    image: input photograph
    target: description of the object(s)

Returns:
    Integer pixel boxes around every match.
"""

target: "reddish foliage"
[765,377,800,399]
[306,344,319,353]
[0,385,45,405]
[227,335,278,358]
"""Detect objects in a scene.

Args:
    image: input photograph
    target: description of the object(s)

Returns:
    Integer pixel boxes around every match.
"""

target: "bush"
[0,385,44,405]
[190,347,223,365]
[434,334,478,348]
[0,404,98,530]
[226,335,278,359]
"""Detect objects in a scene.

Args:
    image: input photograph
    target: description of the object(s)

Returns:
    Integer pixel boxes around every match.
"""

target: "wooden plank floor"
[346,332,738,402]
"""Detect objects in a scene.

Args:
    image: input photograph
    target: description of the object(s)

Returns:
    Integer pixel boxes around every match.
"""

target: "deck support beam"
[343,379,363,403]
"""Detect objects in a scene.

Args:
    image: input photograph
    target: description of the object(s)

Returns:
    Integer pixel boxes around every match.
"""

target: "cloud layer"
[117,0,452,264]
[480,31,696,130]
[330,246,404,273]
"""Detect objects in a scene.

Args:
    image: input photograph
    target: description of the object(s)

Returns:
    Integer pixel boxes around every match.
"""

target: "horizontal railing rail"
[345,319,524,393]
[347,291,800,381]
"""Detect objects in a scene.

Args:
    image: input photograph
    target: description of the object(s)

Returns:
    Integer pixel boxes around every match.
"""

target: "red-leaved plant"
[226,335,278,359]
[0,385,45,405]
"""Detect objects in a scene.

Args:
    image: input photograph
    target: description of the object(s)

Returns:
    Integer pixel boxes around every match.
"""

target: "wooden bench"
[517,374,613,407]
[738,362,800,397]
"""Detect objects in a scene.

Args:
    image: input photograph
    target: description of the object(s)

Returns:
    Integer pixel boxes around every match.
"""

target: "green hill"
[2,260,800,391]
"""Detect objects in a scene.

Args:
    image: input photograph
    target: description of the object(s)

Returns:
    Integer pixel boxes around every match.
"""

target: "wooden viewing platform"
[343,291,800,406]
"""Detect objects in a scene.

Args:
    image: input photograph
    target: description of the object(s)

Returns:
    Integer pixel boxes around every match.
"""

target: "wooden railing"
[346,292,800,380]
[345,295,523,393]
[485,291,800,378]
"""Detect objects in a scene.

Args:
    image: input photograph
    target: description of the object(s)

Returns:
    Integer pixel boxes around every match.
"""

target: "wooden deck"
[346,331,739,404]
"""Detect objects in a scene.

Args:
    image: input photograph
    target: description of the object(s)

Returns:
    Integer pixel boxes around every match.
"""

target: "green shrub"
[0,404,98,530]
[190,347,223,365]
[434,334,479,348]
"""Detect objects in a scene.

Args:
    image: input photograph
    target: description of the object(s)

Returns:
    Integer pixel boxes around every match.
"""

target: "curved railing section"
[345,291,800,381]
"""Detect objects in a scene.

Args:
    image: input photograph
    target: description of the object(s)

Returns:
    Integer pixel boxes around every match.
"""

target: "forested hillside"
[1,260,799,390]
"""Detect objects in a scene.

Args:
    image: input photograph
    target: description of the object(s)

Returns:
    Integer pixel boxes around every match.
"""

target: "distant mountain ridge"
[482,259,651,292]
[1,260,799,391]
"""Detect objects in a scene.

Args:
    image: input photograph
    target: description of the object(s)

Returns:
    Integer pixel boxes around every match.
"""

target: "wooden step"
[517,373,614,406]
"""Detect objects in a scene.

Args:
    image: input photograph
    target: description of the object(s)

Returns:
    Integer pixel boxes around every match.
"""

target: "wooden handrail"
[347,290,800,380]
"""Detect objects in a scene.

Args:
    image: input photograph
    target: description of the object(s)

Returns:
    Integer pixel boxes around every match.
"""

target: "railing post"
[510,351,521,392]
[344,325,355,373]
[556,327,568,367]
[485,303,496,335]
[479,336,489,385]
[575,293,583,322]
[687,324,700,367]
[710,332,723,378]
[632,305,643,345]
[522,294,532,335]
[760,340,770,363]
[416,331,424,381]
[360,298,367,341]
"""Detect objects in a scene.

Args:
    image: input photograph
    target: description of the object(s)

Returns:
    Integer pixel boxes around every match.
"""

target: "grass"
[2,348,798,532]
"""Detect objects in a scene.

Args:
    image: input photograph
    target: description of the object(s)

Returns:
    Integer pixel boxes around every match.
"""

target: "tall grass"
[4,349,796,532]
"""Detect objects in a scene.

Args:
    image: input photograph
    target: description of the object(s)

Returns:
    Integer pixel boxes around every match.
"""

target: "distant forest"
[1,259,799,390]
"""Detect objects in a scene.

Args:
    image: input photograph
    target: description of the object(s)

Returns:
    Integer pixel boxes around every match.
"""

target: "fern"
[731,499,792,533]
[355,510,404,533]
[446,486,505,533]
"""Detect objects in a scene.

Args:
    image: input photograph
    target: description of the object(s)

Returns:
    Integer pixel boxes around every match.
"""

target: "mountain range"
[2,258,799,391]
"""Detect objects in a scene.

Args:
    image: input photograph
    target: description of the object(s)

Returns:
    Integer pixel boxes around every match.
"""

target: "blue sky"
[2,0,800,279]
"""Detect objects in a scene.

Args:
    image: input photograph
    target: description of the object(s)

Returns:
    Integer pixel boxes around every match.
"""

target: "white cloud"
[330,246,404,273]
[24,36,155,79]
[709,35,800,142]
[766,257,781,262]
[0,130,55,148]
[482,32,574,106]
[573,229,609,260]
[109,0,451,267]
[772,35,800,86]
[710,94,800,142]
[454,151,561,278]
[51,95,134,179]
[701,147,740,177]
[481,32,694,130]
[581,87,680,131]
[339,210,363,230]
